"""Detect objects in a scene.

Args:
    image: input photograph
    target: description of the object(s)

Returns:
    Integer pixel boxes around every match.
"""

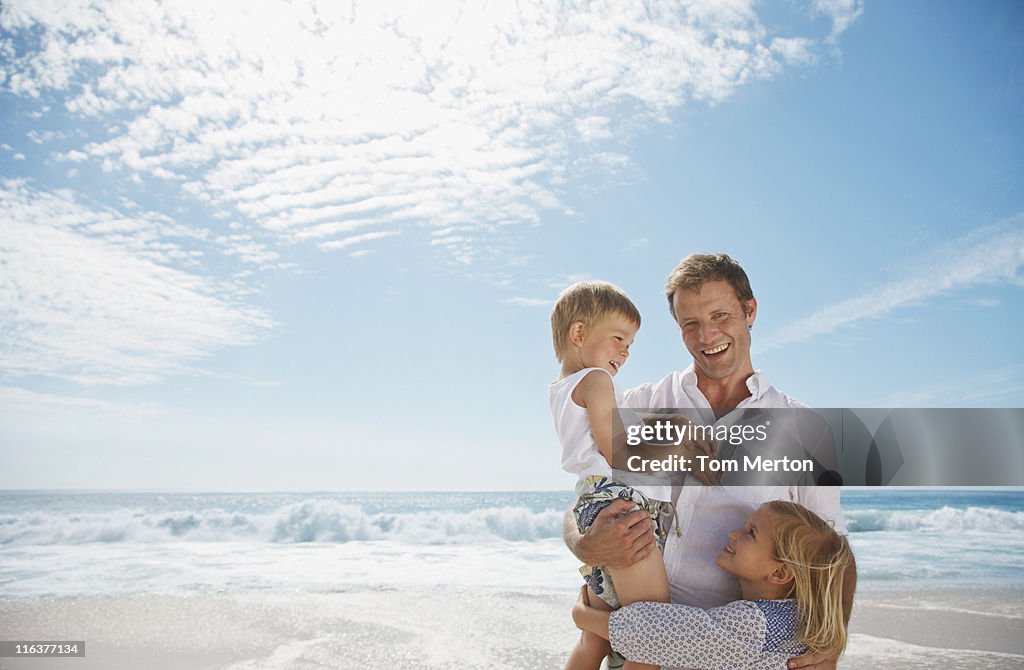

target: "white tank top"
[549,367,669,500]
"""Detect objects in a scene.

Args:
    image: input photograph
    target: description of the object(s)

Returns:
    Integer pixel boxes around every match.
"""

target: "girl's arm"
[571,586,611,639]
[573,588,772,669]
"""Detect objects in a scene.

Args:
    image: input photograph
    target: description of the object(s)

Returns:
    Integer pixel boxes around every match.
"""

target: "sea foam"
[0,500,565,545]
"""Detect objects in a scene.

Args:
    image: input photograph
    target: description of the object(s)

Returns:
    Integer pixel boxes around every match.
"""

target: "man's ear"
[767,562,794,586]
[743,297,758,328]
[569,321,586,347]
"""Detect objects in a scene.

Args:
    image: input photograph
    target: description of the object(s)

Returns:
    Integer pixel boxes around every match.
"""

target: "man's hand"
[623,414,718,486]
[787,651,838,670]
[573,499,656,569]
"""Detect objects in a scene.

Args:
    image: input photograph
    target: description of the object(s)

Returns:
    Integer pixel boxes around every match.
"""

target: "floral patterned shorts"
[573,475,675,608]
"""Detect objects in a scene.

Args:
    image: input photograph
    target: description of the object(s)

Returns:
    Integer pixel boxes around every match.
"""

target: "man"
[564,253,856,670]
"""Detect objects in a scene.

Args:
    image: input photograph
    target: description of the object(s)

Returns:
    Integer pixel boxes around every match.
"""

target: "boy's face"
[572,314,637,377]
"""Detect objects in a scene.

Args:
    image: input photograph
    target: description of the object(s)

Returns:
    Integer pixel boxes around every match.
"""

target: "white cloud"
[0,385,165,417]
[771,37,817,66]
[0,179,273,386]
[813,0,864,42]
[548,273,593,289]
[1,0,854,265]
[875,364,1024,408]
[576,116,613,142]
[504,297,553,308]
[757,218,1024,352]
[318,230,399,252]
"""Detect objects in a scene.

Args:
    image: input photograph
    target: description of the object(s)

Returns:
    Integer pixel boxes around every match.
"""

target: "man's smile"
[702,342,730,356]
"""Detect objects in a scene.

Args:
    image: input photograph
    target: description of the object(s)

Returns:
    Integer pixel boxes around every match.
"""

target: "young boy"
[549,280,674,670]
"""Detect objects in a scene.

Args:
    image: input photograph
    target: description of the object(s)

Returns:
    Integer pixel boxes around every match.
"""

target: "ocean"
[1,489,1022,668]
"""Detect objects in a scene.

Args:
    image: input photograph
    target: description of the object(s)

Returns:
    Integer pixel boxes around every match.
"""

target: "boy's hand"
[576,499,655,569]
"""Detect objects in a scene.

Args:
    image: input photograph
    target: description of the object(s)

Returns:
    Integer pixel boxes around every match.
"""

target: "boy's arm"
[574,371,716,483]
[570,369,618,465]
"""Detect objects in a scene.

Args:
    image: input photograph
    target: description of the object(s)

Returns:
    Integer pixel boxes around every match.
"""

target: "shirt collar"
[678,363,768,403]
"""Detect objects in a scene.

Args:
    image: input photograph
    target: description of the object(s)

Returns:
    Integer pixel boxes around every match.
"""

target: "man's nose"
[699,321,718,343]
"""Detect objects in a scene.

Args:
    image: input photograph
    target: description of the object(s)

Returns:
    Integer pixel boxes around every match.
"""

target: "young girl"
[571,500,853,669]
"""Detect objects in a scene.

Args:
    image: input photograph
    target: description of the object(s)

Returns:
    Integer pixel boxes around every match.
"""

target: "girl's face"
[716,505,783,582]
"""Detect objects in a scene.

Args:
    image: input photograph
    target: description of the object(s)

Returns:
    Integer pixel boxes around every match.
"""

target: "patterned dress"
[608,599,807,669]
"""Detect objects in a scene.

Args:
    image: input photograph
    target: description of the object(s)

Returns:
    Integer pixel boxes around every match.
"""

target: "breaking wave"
[0,500,565,545]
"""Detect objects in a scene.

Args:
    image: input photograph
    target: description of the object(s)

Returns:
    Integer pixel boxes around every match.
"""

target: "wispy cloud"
[813,0,865,42]
[1,0,854,265]
[319,230,399,252]
[0,179,273,386]
[874,364,1024,408]
[548,274,593,290]
[0,385,166,417]
[757,218,1024,353]
[504,297,553,308]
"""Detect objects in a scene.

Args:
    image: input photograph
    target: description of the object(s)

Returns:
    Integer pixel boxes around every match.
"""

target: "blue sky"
[1,0,1021,491]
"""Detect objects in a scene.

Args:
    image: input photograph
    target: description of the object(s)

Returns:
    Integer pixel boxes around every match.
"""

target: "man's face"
[672,279,756,385]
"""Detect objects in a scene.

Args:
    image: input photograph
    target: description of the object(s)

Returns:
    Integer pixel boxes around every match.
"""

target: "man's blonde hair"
[664,253,754,320]
[550,281,640,362]
[767,500,854,658]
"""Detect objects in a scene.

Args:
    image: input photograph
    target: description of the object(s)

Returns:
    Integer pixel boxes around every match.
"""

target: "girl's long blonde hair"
[766,500,853,657]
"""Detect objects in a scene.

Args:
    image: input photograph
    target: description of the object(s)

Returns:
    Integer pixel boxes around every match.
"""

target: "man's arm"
[786,554,857,670]
[563,498,656,569]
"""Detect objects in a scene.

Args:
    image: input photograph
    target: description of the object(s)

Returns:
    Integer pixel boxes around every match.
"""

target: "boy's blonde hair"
[767,500,854,658]
[550,281,641,362]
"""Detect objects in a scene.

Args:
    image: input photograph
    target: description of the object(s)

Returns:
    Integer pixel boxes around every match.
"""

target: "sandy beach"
[3,490,1023,669]
[2,586,1022,669]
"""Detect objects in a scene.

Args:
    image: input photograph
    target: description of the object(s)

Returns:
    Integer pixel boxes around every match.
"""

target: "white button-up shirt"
[624,365,847,609]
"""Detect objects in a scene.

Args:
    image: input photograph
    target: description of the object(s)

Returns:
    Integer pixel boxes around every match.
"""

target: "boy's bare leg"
[565,586,613,670]
[606,549,670,670]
